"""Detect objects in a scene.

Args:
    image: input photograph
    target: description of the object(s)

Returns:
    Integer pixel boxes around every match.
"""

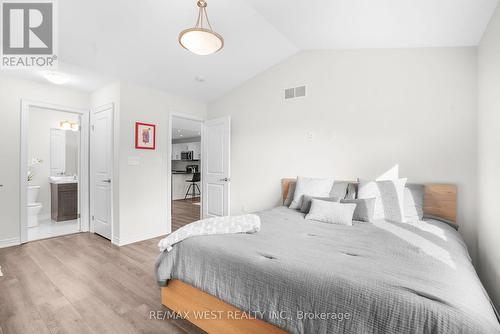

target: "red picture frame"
[135,122,156,150]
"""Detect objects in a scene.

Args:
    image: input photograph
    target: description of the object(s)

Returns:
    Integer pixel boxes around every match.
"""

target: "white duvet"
[158,214,261,252]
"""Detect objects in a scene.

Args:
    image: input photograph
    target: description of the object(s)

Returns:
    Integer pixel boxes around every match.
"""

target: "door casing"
[20,100,90,243]
[167,112,204,234]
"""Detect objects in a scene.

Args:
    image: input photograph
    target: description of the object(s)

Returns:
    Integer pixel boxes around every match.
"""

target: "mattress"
[155,206,500,334]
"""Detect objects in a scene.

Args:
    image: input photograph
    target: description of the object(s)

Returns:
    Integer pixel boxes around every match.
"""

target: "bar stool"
[184,172,201,200]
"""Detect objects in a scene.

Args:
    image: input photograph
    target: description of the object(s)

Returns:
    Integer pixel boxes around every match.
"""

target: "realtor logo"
[1,0,57,68]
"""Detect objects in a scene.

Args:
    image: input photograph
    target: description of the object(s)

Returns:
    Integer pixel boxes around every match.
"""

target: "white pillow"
[305,200,356,226]
[289,177,335,210]
[404,184,424,222]
[357,178,407,222]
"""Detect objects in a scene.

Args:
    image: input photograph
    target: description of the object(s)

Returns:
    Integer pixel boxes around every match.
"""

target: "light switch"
[306,132,314,140]
[128,156,141,166]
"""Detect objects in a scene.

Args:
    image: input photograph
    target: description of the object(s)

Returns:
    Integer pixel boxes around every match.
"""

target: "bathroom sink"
[49,176,78,184]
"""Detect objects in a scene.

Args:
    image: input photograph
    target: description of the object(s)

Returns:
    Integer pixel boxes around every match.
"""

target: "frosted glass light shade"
[179,28,223,56]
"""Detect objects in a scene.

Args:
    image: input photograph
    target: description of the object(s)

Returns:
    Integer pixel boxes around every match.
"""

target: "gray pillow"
[404,184,424,222]
[330,181,349,199]
[341,198,376,222]
[285,180,348,207]
[306,200,357,226]
[284,182,296,207]
[345,183,357,200]
[289,177,335,210]
[300,196,340,213]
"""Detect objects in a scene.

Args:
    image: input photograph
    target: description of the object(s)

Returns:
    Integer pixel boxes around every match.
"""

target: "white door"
[50,129,66,176]
[202,116,230,218]
[90,105,113,240]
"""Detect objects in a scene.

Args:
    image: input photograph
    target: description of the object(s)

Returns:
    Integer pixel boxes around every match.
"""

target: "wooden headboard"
[281,178,457,224]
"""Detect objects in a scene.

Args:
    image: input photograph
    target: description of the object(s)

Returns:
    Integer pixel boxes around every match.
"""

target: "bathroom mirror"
[50,129,79,176]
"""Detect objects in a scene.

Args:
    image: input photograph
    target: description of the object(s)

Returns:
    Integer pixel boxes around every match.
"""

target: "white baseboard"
[0,237,21,248]
[115,230,168,247]
[112,235,120,246]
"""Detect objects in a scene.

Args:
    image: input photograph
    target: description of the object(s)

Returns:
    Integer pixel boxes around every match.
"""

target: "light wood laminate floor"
[172,198,200,232]
[0,233,205,334]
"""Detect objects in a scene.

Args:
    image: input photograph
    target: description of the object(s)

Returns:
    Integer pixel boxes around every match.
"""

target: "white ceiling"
[56,0,297,102]
[172,117,201,139]
[1,62,114,92]
[246,0,499,49]
[3,0,498,101]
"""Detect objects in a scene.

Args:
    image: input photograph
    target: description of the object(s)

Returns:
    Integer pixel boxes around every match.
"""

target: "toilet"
[27,185,43,227]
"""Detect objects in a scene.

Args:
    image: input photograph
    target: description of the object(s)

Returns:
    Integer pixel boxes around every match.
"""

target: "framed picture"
[135,122,156,150]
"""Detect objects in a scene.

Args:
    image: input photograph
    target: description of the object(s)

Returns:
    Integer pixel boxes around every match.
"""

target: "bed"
[155,180,500,334]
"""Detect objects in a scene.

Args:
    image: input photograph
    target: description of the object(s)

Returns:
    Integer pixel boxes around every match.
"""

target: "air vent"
[284,85,306,100]
[284,88,295,99]
[295,86,306,97]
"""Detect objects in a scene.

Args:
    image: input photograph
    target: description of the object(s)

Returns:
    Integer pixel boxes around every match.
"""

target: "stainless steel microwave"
[181,151,193,160]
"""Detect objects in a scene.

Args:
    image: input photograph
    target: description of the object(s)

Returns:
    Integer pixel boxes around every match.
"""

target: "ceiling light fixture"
[179,0,223,56]
[43,71,70,85]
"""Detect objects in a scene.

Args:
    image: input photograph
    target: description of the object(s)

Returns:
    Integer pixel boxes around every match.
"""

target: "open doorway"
[20,101,89,243]
[170,115,202,232]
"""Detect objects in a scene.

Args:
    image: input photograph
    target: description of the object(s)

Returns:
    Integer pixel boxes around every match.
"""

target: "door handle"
[103,179,111,183]
[219,178,230,182]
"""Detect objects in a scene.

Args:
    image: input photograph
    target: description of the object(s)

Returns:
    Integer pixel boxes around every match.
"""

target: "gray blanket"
[155,207,500,334]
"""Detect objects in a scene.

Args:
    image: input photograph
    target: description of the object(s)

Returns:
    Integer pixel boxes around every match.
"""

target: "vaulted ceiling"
[10,0,500,101]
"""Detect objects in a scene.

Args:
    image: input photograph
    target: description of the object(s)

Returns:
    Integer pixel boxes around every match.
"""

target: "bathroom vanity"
[50,181,78,222]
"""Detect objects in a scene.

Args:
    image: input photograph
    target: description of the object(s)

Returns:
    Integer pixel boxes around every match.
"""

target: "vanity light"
[60,121,79,131]
[179,0,224,55]
[43,71,70,85]
[60,121,72,130]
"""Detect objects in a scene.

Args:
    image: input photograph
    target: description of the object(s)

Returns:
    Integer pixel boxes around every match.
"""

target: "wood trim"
[281,178,457,224]
[161,280,287,334]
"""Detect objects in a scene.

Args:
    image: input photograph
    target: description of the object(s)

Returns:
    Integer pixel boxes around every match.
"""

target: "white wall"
[91,81,206,245]
[478,3,500,308]
[28,108,80,217]
[208,48,478,261]
[0,75,89,247]
[0,76,205,248]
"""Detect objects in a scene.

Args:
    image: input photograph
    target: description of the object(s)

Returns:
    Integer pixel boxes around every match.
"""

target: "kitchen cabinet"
[187,142,201,160]
[172,141,201,160]
[172,143,184,160]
